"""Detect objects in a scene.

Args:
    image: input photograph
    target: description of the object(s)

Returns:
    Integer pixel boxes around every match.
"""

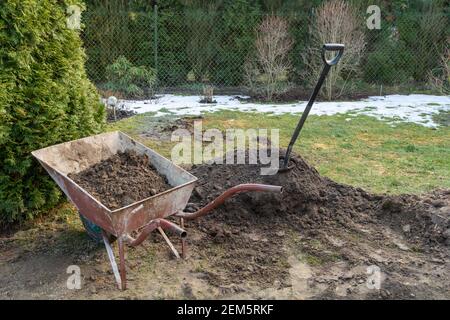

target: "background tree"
[304,0,366,100]
[215,0,261,85]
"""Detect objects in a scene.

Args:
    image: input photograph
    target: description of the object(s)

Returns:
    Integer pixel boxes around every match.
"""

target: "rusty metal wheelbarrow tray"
[32,131,197,235]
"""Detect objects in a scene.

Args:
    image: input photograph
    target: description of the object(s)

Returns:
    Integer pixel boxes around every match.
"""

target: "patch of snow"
[117,94,450,127]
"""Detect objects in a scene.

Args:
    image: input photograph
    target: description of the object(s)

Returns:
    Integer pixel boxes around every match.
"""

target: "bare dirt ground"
[0,125,449,300]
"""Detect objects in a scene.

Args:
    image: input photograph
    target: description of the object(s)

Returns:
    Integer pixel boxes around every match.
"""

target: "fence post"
[153,1,159,89]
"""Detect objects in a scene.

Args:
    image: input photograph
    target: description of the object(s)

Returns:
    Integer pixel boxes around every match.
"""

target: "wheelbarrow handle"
[176,184,282,220]
[322,43,345,66]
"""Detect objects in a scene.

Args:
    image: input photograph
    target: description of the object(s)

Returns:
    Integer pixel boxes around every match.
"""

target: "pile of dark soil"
[69,151,171,210]
[185,150,449,288]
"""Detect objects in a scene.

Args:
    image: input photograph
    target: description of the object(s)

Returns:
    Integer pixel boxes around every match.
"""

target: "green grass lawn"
[109,111,450,195]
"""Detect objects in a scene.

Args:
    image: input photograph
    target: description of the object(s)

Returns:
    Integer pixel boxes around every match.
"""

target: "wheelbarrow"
[32,131,281,290]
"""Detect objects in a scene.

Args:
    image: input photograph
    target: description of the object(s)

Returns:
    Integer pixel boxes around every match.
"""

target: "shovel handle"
[322,43,345,66]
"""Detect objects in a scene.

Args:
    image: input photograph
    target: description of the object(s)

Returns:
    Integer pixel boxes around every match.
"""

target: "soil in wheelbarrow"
[184,150,450,298]
[69,150,171,210]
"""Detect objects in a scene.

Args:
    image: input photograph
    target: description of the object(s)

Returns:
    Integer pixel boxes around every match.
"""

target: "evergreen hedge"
[0,0,105,223]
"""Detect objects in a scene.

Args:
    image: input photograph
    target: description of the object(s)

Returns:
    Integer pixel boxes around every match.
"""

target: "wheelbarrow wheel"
[79,213,116,243]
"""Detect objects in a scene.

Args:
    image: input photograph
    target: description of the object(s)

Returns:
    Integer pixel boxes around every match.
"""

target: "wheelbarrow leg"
[118,237,127,290]
[180,217,187,259]
[157,227,181,259]
[102,231,123,290]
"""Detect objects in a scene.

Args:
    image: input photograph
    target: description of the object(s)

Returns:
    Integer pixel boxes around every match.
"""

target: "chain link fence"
[80,3,449,100]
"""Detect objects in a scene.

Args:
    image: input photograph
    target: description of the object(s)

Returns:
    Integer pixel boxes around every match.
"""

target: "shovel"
[280,43,344,171]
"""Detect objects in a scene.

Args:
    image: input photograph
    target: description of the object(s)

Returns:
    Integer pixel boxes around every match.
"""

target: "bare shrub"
[244,16,293,101]
[304,0,365,100]
[428,47,450,95]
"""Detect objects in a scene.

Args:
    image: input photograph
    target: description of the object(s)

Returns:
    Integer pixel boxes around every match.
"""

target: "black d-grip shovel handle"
[322,43,345,66]
[280,43,345,171]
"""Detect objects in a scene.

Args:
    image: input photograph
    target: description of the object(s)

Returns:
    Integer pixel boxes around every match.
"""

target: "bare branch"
[304,0,366,100]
